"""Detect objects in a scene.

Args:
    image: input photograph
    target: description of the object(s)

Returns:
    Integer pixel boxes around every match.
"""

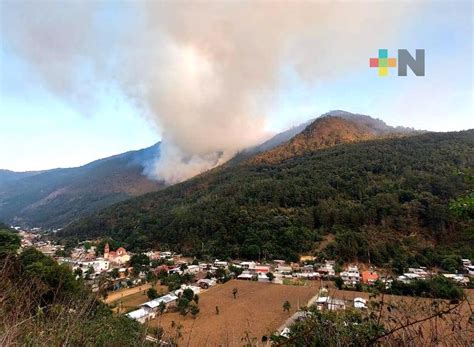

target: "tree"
[158,301,166,314]
[193,294,199,304]
[283,300,291,313]
[110,268,119,279]
[182,288,195,301]
[190,304,200,318]
[215,306,219,315]
[85,266,94,280]
[74,267,83,278]
[232,287,238,299]
[334,276,344,290]
[177,297,190,316]
[130,254,150,276]
[0,229,20,256]
[147,287,159,300]
[266,272,275,282]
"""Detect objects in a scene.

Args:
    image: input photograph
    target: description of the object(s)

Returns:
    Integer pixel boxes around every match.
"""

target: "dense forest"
[61,129,474,272]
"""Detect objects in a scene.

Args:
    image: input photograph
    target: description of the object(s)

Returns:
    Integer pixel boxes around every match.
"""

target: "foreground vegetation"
[62,131,474,272]
[0,226,147,346]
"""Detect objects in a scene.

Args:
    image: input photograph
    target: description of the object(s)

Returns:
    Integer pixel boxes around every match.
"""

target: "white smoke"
[0,1,416,184]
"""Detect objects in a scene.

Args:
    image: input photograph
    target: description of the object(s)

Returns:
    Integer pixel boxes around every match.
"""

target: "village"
[17,228,474,344]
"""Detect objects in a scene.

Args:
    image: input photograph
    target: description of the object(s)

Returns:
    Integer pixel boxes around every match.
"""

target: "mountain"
[0,170,45,188]
[250,111,417,164]
[60,116,474,269]
[228,118,314,164]
[0,120,313,228]
[0,143,164,228]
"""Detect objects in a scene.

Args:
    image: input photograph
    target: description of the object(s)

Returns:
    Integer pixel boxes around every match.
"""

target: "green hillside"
[61,129,474,270]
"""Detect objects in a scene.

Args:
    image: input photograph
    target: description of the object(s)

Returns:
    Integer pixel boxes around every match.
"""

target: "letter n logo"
[398,49,425,76]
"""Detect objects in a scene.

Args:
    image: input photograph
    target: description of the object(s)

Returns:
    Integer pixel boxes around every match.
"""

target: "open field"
[107,284,169,313]
[147,281,473,346]
[149,280,321,346]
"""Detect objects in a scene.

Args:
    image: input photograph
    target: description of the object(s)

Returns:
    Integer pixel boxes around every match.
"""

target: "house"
[407,267,429,278]
[276,265,292,274]
[196,278,217,289]
[240,261,256,270]
[160,251,172,259]
[461,259,472,268]
[104,243,130,265]
[340,266,360,286]
[361,270,379,285]
[141,293,178,313]
[255,265,270,274]
[237,271,254,280]
[354,297,367,309]
[214,260,228,268]
[184,265,200,274]
[316,261,336,277]
[126,308,153,323]
[467,265,474,276]
[443,274,470,286]
[315,297,346,311]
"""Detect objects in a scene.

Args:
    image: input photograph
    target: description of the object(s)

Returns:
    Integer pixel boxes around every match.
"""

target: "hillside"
[250,111,417,164]
[60,125,474,270]
[0,144,164,228]
[0,119,333,228]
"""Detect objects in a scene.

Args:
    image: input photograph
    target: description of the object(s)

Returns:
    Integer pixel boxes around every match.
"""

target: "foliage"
[147,287,159,300]
[273,308,385,346]
[61,131,474,266]
[0,234,146,345]
[388,276,464,300]
[0,227,20,256]
[130,253,150,275]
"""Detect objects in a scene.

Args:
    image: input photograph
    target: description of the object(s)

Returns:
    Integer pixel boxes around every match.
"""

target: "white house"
[126,308,155,323]
[214,260,228,268]
[354,297,367,309]
[240,261,256,270]
[141,293,178,313]
[340,266,360,286]
[184,265,200,274]
[315,297,346,311]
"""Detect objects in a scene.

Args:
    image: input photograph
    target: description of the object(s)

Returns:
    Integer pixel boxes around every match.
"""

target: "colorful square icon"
[388,58,397,67]
[378,67,388,77]
[369,58,378,67]
[379,49,388,59]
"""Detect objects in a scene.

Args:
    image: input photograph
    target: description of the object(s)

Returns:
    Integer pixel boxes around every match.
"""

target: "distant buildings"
[340,265,360,286]
[361,270,379,285]
[104,243,130,265]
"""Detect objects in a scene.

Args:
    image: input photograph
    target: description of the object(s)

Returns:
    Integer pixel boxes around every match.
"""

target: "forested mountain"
[60,120,474,271]
[0,144,163,228]
[0,119,320,228]
[250,111,417,164]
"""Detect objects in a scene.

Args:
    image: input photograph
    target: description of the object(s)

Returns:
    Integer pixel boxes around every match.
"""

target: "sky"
[0,1,473,174]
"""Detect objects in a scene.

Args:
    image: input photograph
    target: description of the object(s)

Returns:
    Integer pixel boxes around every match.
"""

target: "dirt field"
[149,280,321,346]
[148,281,473,346]
[107,284,169,313]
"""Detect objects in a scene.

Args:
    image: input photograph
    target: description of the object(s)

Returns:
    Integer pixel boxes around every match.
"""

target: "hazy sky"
[0,1,473,173]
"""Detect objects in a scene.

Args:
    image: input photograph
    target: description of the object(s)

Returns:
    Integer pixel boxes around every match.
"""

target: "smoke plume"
[1,1,414,183]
